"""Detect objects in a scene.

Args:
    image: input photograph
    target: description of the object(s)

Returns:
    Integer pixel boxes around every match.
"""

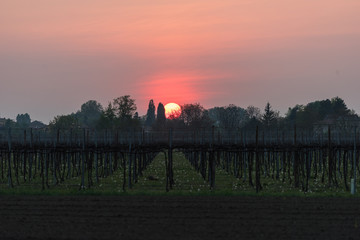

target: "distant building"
[313,115,360,137]
[0,118,6,127]
[29,120,47,129]
[313,116,336,134]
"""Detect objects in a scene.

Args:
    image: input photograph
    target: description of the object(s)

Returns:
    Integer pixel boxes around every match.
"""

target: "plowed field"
[1,196,360,239]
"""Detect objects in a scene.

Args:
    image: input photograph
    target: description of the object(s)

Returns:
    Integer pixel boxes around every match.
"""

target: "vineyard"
[0,126,359,195]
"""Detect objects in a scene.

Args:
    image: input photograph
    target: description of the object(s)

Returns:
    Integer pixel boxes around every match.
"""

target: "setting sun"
[164,103,182,119]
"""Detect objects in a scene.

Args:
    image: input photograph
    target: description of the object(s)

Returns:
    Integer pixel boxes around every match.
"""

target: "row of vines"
[0,126,359,193]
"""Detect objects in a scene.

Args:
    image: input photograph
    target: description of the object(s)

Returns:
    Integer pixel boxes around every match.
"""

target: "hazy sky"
[1,0,360,123]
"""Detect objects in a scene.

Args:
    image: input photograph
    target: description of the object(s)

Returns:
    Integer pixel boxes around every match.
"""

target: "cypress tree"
[157,103,166,126]
[145,99,156,127]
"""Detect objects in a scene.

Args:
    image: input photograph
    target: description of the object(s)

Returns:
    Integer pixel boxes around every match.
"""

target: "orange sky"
[1,0,360,122]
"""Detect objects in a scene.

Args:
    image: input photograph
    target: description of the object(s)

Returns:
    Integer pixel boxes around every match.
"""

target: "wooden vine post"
[2,126,360,194]
[23,129,26,183]
[168,128,174,189]
[353,126,357,194]
[128,140,132,189]
[80,128,85,189]
[7,128,13,188]
[29,128,33,182]
[255,126,262,193]
[209,126,216,190]
[328,125,332,187]
[165,149,169,192]
[95,130,99,184]
[294,125,299,188]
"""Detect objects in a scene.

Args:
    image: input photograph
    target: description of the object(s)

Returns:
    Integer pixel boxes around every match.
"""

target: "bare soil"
[0,196,359,240]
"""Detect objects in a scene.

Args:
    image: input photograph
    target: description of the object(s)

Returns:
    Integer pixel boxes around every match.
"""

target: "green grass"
[0,152,358,197]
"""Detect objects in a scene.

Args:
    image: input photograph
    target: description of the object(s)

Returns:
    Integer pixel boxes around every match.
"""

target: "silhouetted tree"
[336,111,359,133]
[145,99,156,127]
[130,112,142,128]
[16,113,31,128]
[262,102,278,128]
[180,103,212,129]
[285,104,302,128]
[331,96,350,117]
[166,117,186,129]
[156,103,166,127]
[104,102,116,120]
[208,104,248,130]
[283,97,354,130]
[4,119,16,128]
[113,95,137,119]
[49,114,78,129]
[97,102,116,129]
[77,100,103,128]
[246,106,262,120]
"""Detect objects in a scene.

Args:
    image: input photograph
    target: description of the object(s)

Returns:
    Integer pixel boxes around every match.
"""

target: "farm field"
[0,151,356,197]
[1,127,360,196]
[1,152,360,239]
[1,195,359,239]
[1,132,360,239]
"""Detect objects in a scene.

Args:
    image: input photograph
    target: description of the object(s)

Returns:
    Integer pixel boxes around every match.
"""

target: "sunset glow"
[1,1,360,122]
[164,103,182,119]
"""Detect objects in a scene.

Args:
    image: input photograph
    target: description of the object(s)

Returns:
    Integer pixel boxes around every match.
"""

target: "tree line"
[1,96,358,133]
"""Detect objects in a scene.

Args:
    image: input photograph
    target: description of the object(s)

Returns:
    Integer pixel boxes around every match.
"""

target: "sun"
[164,103,182,119]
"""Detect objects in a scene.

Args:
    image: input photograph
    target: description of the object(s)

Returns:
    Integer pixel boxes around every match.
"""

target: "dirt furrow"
[0,196,359,239]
